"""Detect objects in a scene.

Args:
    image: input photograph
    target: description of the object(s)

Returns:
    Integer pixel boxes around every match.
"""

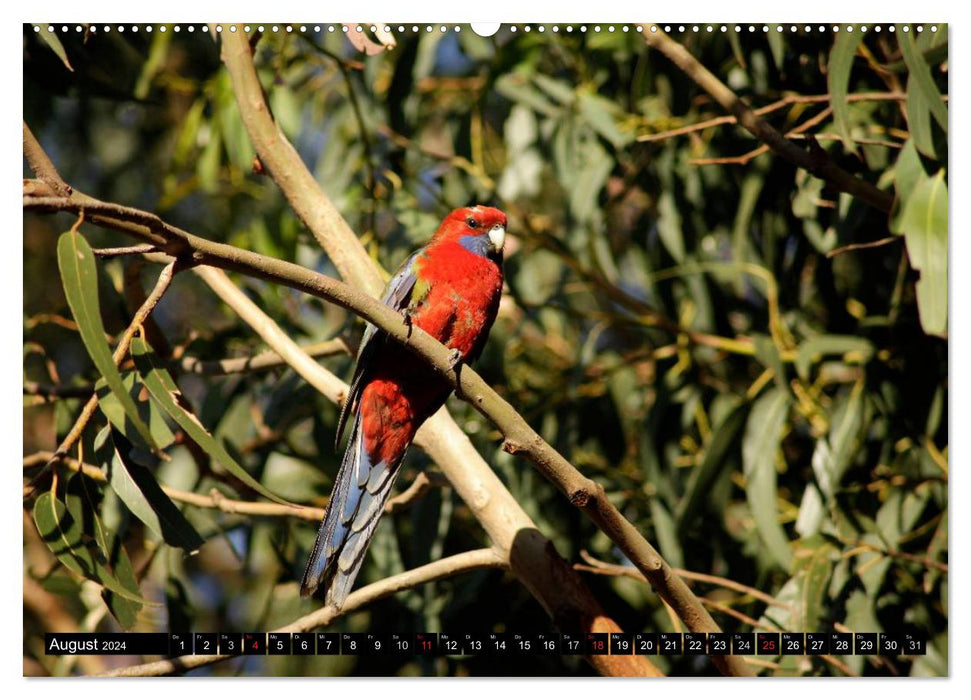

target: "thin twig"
[637,91,908,143]
[91,244,159,258]
[23,339,352,402]
[691,106,833,166]
[24,451,436,521]
[826,236,903,258]
[177,338,352,376]
[25,261,178,498]
[577,551,784,610]
[641,28,894,213]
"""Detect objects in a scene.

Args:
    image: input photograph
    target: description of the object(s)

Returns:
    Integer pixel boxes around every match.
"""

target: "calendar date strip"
[48,631,928,658]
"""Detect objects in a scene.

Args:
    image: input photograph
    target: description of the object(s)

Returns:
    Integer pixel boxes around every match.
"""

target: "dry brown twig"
[641,27,894,213]
[637,91,909,143]
[23,260,178,498]
[690,106,833,166]
[23,451,433,521]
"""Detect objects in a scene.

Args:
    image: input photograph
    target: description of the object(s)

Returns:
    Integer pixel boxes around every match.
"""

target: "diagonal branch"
[190,264,660,678]
[641,27,894,213]
[218,31,382,295]
[98,549,508,677]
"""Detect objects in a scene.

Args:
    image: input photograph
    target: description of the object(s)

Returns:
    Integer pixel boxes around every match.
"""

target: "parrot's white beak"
[489,223,506,252]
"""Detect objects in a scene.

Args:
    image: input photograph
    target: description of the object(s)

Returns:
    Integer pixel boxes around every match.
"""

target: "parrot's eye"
[466,217,479,229]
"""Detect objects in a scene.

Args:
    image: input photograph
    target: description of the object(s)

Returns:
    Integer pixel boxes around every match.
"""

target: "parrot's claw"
[402,308,414,338]
[446,348,463,369]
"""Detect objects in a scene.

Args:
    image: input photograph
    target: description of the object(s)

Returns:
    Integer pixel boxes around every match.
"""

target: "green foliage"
[23,24,947,677]
[57,230,157,450]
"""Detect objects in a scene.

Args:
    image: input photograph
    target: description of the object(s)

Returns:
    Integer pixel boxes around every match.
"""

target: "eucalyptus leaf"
[97,428,204,552]
[130,336,291,505]
[677,401,749,527]
[57,230,157,451]
[828,28,864,154]
[742,388,792,570]
[32,483,152,607]
[897,26,948,131]
[897,169,948,337]
[36,25,73,72]
[906,76,937,159]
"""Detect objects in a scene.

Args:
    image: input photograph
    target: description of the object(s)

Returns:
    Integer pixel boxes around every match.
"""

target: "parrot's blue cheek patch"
[458,234,494,259]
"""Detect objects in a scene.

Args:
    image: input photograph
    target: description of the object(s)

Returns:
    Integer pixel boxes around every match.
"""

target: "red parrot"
[300,205,507,607]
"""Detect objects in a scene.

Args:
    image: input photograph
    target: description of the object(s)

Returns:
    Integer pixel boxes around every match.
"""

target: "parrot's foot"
[402,308,414,338]
[446,348,463,369]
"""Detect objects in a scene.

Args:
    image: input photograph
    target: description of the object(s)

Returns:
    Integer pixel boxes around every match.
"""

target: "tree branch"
[641,27,895,213]
[190,262,660,677]
[636,91,908,143]
[97,549,509,677]
[24,260,178,497]
[24,451,434,522]
[218,32,383,295]
[177,338,352,375]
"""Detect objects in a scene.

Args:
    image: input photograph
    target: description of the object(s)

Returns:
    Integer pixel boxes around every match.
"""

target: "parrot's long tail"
[300,414,403,608]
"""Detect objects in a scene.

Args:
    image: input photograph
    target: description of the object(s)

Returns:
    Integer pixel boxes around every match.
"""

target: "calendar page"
[23,21,948,678]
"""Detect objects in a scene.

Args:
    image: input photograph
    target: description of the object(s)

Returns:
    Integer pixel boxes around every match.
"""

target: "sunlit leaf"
[96,371,175,454]
[897,169,948,336]
[906,76,936,159]
[742,387,792,570]
[828,27,864,154]
[57,230,157,451]
[36,25,73,72]
[32,481,151,607]
[96,427,204,553]
[890,140,924,231]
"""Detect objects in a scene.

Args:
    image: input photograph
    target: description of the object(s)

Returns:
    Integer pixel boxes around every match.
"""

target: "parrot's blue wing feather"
[300,413,403,606]
[334,251,421,449]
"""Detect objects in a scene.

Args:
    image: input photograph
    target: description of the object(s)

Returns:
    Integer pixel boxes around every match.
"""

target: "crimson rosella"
[300,205,507,607]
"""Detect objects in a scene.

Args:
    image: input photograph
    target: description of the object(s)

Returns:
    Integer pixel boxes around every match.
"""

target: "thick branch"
[23,123,71,197]
[98,549,508,677]
[191,264,660,677]
[641,28,894,213]
[219,31,383,294]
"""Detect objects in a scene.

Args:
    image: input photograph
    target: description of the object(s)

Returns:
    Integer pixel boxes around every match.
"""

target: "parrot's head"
[437,205,507,261]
